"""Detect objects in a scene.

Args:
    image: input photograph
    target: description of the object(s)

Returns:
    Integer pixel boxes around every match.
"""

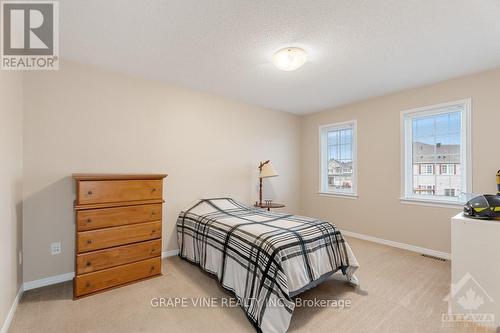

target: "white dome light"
[272,47,308,71]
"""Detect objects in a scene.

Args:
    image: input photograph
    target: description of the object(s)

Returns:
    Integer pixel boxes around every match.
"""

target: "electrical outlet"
[51,242,61,255]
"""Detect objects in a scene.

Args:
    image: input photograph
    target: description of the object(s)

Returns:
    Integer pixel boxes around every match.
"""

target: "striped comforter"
[177,198,359,333]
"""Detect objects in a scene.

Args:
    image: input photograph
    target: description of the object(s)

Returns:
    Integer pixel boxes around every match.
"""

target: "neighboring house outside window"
[401,99,471,204]
[319,120,357,196]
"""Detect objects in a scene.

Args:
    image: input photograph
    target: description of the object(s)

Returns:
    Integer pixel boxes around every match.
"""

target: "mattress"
[177,198,359,333]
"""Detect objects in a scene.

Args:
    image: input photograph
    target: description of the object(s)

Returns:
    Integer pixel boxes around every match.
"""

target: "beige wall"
[0,72,23,328]
[22,61,301,282]
[20,62,500,282]
[301,68,500,253]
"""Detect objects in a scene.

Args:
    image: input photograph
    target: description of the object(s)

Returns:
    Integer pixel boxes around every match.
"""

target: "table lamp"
[259,160,278,205]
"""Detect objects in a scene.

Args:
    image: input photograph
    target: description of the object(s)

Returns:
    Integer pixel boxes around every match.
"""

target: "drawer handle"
[86,240,93,244]
[85,282,91,288]
[150,266,155,271]
[151,188,156,193]
[86,219,92,224]
[151,249,156,254]
[151,211,156,216]
[87,190,93,195]
[151,230,156,234]
[86,261,91,267]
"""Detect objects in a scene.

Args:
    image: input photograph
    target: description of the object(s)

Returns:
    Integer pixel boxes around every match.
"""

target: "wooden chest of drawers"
[73,174,167,298]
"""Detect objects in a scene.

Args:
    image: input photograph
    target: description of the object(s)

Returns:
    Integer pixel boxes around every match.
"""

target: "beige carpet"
[10,237,495,333]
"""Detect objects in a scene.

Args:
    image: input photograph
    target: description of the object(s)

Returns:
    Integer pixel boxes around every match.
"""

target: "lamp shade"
[260,162,278,178]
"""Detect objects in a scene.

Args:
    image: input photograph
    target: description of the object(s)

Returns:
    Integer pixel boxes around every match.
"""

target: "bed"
[176,198,359,333]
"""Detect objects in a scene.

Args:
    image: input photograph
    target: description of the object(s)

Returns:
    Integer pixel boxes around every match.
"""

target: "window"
[401,99,471,204]
[440,164,455,175]
[444,189,456,197]
[420,164,434,175]
[319,121,357,196]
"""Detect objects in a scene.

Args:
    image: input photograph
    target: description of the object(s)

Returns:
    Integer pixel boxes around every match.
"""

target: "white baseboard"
[23,272,74,291]
[22,251,180,292]
[342,230,451,260]
[162,249,180,258]
[1,286,23,333]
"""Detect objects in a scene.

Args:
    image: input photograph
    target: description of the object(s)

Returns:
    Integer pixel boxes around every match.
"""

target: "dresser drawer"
[76,239,161,274]
[77,180,162,205]
[77,204,162,231]
[77,221,161,253]
[75,257,161,297]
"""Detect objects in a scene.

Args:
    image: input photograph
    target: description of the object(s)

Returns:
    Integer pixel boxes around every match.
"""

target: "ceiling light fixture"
[272,47,308,71]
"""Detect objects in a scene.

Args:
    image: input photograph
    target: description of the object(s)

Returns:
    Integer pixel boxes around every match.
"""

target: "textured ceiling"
[60,0,500,114]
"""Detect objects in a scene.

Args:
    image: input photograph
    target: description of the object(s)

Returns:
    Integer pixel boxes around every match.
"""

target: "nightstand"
[451,213,500,328]
[254,202,285,211]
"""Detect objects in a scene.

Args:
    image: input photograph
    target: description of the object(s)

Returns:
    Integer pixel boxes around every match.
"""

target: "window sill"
[318,192,358,199]
[400,197,464,209]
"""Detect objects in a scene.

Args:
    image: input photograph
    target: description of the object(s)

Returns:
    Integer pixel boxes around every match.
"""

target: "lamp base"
[259,177,263,206]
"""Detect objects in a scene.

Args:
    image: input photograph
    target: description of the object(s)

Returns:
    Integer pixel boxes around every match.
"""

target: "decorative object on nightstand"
[497,169,500,195]
[255,161,284,211]
[463,170,500,220]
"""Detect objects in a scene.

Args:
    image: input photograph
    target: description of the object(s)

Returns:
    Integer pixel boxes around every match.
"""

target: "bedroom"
[1,1,500,332]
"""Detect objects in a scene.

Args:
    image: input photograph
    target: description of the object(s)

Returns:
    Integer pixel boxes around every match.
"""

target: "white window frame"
[318,120,358,198]
[400,98,472,206]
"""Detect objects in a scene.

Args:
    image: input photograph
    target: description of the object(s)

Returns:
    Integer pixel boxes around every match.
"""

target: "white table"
[451,213,500,328]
